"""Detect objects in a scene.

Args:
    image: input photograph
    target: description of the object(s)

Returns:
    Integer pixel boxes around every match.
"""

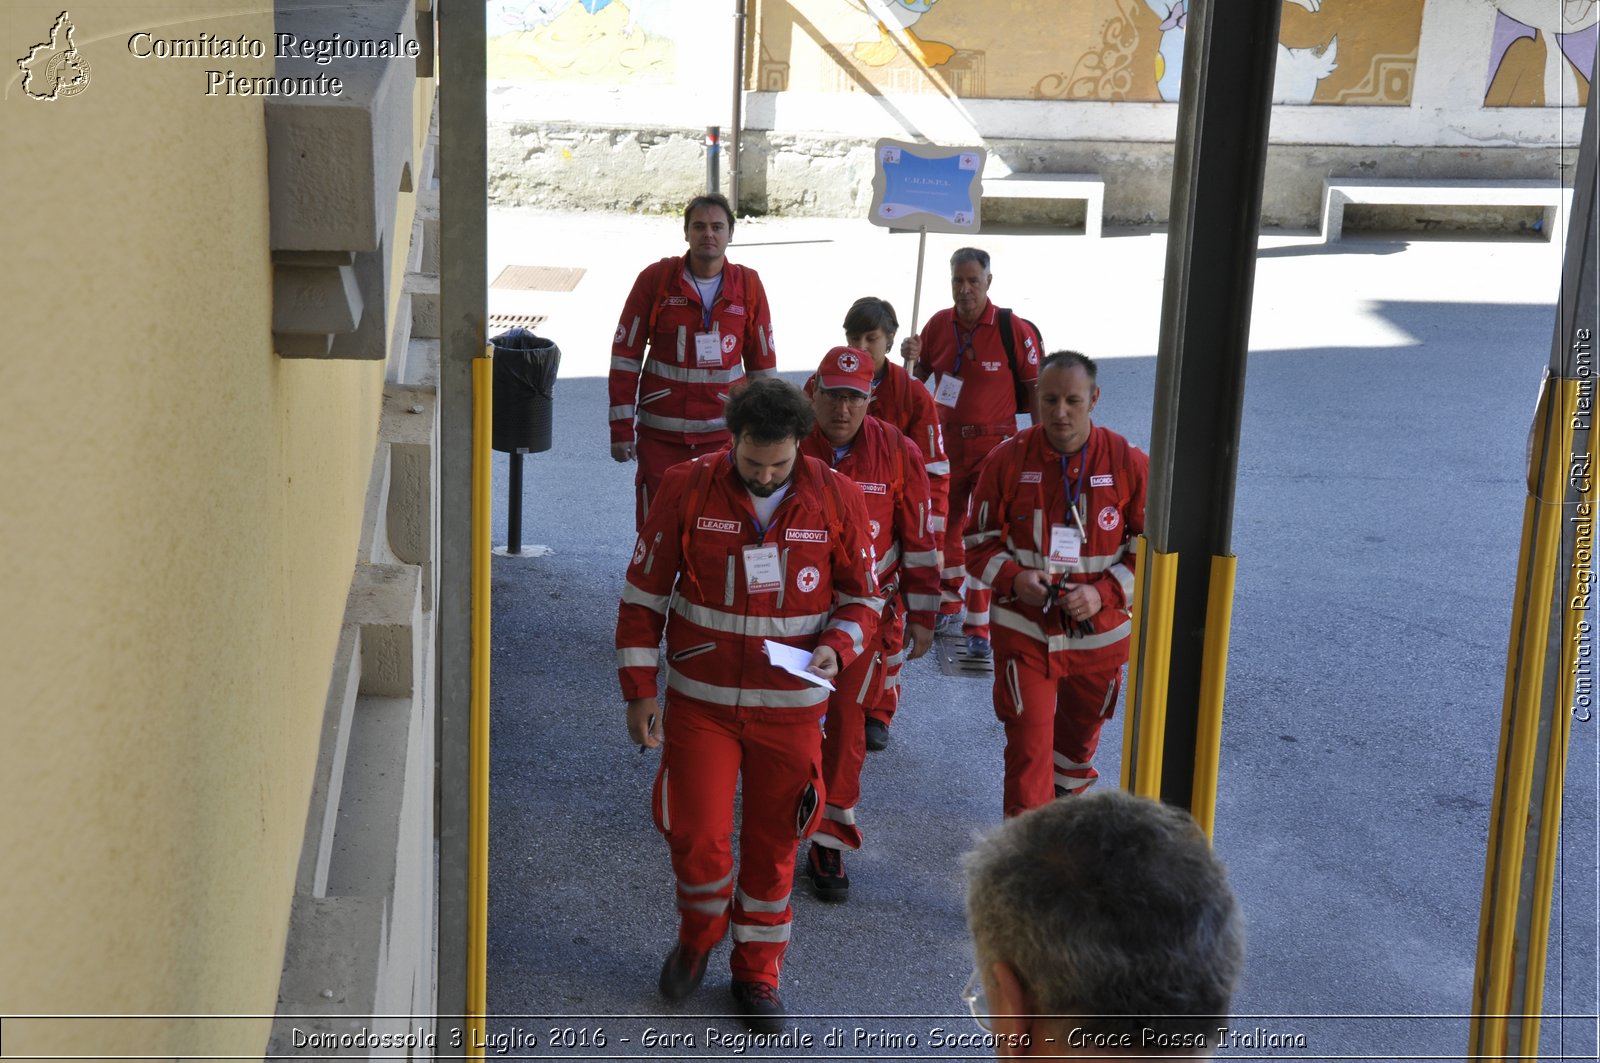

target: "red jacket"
[915,302,1041,435]
[608,256,777,446]
[799,415,941,629]
[617,450,882,709]
[963,425,1148,672]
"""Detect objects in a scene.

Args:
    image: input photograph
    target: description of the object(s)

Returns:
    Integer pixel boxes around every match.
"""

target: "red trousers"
[815,637,883,852]
[865,608,905,728]
[651,694,824,986]
[992,654,1123,818]
[634,432,729,531]
[941,428,1008,638]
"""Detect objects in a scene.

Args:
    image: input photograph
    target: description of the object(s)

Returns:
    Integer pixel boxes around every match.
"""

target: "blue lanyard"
[950,319,976,375]
[693,273,723,331]
[1060,442,1088,527]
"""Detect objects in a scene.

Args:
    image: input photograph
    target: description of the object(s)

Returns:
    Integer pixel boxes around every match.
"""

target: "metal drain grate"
[491,265,587,292]
[488,312,547,331]
[934,637,994,678]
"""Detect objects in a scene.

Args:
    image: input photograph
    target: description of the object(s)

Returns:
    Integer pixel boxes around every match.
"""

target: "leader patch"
[1098,506,1121,531]
[697,517,741,534]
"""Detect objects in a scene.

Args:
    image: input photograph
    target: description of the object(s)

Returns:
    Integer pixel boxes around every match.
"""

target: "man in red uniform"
[617,377,881,1030]
[797,346,940,901]
[963,351,1147,818]
[609,193,778,530]
[901,248,1042,661]
[804,297,949,750]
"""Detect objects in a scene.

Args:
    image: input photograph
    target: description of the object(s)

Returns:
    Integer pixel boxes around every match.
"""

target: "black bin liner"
[491,328,561,454]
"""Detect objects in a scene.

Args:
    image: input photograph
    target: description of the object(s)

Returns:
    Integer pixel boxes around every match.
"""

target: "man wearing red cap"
[805,296,949,751]
[798,346,940,900]
[901,248,1042,662]
[608,193,778,530]
[617,376,881,1030]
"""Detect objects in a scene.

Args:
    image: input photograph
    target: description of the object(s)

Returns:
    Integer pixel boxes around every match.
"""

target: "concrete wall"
[486,0,1594,225]
[1,1,384,1055]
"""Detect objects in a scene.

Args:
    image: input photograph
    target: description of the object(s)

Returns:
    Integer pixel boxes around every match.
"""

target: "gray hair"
[963,790,1244,1046]
[950,247,991,274]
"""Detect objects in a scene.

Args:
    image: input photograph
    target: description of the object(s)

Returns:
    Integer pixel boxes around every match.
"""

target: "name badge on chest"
[743,544,782,594]
[1047,524,1082,569]
[695,330,723,367]
[933,372,963,408]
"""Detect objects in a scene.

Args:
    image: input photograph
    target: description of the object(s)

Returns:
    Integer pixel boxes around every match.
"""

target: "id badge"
[933,372,964,407]
[743,544,782,593]
[695,330,722,367]
[1048,524,1082,568]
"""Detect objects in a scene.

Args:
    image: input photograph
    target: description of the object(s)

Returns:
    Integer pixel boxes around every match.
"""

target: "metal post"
[437,0,487,1037]
[508,451,524,555]
[730,0,747,212]
[1130,0,1282,809]
[1469,66,1597,1062]
[706,125,721,196]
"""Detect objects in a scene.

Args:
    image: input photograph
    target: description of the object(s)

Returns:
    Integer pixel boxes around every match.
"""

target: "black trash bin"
[491,328,561,454]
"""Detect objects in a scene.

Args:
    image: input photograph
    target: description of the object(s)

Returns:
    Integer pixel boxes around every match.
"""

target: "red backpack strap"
[645,257,678,337]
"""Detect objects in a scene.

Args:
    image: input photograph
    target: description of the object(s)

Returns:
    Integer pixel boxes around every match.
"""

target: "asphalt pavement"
[481,208,1597,1062]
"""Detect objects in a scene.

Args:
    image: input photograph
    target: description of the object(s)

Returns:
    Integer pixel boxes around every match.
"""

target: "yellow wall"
[0,2,384,1055]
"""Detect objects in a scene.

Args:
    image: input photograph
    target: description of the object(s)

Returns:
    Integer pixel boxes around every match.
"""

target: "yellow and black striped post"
[1468,71,1597,1062]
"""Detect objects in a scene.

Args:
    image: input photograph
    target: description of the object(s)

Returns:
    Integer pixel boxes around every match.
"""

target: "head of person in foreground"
[963,790,1245,1059]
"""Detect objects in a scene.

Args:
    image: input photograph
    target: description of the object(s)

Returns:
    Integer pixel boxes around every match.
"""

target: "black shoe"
[806,842,850,902]
[730,980,787,1033]
[864,718,890,751]
[965,634,992,658]
[657,944,709,1002]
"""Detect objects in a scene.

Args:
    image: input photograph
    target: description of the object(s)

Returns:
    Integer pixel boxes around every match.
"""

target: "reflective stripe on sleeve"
[902,549,938,568]
[835,594,886,613]
[925,459,951,476]
[964,530,1002,549]
[610,404,636,421]
[611,355,641,373]
[904,593,941,613]
[616,647,659,669]
[1108,561,1135,600]
[623,583,672,614]
[873,543,901,576]
[826,618,868,656]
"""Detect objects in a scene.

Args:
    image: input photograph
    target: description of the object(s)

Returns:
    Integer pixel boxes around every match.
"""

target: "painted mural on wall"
[1484,1,1597,106]
[758,0,1423,105]
[486,0,677,83]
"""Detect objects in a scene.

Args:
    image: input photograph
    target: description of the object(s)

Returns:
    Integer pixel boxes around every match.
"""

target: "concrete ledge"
[982,172,1104,237]
[1321,177,1573,241]
[345,564,422,698]
[295,624,361,898]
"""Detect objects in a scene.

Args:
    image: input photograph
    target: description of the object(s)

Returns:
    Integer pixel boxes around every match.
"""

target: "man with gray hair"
[962,790,1244,1058]
[902,247,1042,660]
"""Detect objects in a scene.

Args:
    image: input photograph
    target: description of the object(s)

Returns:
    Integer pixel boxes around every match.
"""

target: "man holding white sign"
[902,247,1044,660]
[615,377,881,1031]
[962,352,1147,819]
